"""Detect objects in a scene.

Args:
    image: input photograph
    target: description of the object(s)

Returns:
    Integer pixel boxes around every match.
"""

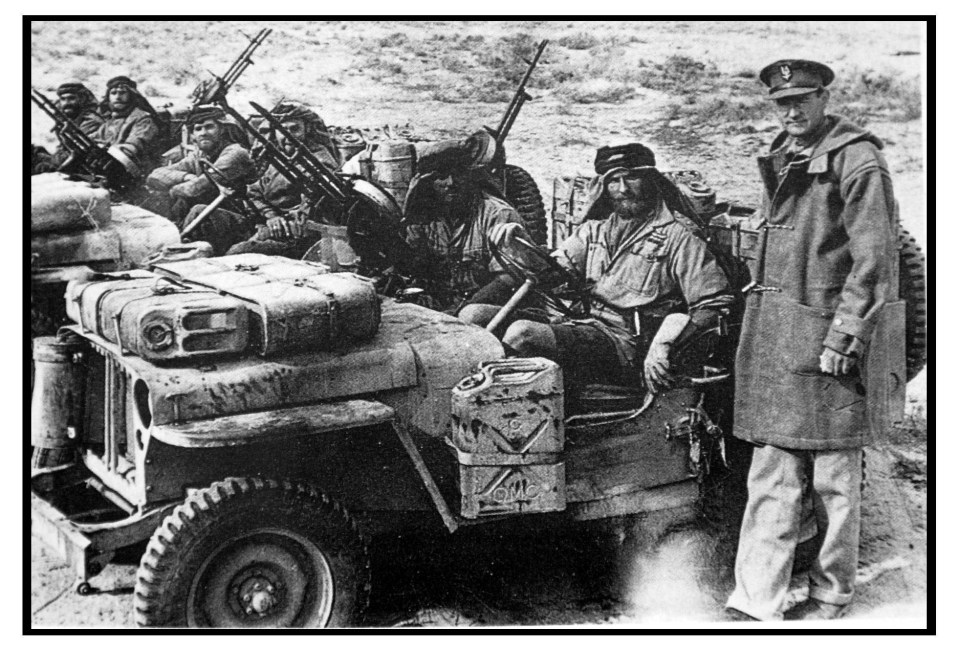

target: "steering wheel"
[197,158,232,191]
[488,232,592,319]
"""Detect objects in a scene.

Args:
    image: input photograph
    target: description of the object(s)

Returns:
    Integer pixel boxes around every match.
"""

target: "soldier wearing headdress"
[92,75,162,177]
[462,142,735,392]
[187,102,342,258]
[32,82,104,173]
[399,135,526,312]
[146,105,255,225]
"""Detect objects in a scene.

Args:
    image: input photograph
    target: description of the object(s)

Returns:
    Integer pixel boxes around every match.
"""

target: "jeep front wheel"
[134,478,370,628]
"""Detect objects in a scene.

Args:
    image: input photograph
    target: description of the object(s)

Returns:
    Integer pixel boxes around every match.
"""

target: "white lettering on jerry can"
[490,476,542,504]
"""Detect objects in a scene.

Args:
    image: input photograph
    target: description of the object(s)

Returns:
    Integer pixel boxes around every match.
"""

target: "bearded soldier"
[462,143,734,392]
[146,105,255,227]
[399,137,526,313]
[49,82,104,169]
[724,60,899,622]
[93,75,161,178]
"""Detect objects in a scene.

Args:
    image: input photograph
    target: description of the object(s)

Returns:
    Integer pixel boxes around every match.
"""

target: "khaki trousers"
[726,445,862,620]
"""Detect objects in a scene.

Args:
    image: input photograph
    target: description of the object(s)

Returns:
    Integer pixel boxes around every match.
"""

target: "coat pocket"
[782,299,835,375]
[749,293,835,375]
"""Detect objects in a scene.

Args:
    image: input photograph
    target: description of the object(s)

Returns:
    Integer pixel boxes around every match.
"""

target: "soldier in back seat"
[224,103,344,258]
[93,76,162,179]
[50,82,104,169]
[146,105,255,227]
[401,138,525,313]
[461,142,735,393]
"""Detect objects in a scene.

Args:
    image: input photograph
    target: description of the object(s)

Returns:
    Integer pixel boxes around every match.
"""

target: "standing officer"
[725,60,898,621]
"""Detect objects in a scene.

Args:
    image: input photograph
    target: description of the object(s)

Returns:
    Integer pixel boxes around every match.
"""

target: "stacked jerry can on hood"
[64,254,381,362]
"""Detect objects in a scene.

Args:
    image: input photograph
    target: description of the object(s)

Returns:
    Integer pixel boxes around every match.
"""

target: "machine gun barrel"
[493,39,547,147]
[31,86,137,191]
[249,101,350,205]
[222,101,410,274]
[31,87,96,152]
[221,28,272,90]
[218,103,309,190]
[191,28,272,109]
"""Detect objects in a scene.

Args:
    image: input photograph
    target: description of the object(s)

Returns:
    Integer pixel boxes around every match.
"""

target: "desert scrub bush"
[452,34,485,50]
[832,70,922,123]
[658,95,768,140]
[570,80,636,104]
[474,33,539,74]
[557,32,601,50]
[361,53,406,81]
[440,53,470,74]
[681,96,768,125]
[379,32,409,48]
[430,78,512,104]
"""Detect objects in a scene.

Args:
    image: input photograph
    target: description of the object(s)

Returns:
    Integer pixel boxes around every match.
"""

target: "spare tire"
[503,165,547,246]
[899,225,927,382]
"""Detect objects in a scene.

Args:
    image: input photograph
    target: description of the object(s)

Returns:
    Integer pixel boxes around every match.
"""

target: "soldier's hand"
[644,341,675,394]
[820,348,857,376]
[266,216,291,240]
[489,222,525,247]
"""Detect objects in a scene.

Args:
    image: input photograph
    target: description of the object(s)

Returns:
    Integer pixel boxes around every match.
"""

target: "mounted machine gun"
[31,87,137,192]
[219,100,410,274]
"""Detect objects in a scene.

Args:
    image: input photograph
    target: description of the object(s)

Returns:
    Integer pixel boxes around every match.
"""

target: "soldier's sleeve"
[122,113,161,158]
[551,222,590,276]
[822,146,897,354]
[147,163,193,192]
[78,112,105,138]
[668,227,735,328]
[248,173,280,223]
[170,145,255,200]
[485,202,524,274]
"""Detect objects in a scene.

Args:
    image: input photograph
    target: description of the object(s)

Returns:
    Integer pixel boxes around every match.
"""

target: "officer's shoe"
[722,607,759,622]
[783,599,848,621]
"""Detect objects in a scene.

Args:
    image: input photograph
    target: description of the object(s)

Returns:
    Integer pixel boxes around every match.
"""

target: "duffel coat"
[734,115,898,450]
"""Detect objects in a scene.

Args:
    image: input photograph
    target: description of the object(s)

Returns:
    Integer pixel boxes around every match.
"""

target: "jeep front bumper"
[31,463,175,583]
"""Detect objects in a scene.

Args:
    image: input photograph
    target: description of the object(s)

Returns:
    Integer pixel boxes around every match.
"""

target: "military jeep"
[31,238,738,628]
[29,169,923,629]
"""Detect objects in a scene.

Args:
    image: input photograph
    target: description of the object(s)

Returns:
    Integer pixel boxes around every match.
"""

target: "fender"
[150,399,395,448]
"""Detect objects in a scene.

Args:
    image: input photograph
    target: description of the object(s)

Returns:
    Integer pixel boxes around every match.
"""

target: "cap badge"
[780,64,792,81]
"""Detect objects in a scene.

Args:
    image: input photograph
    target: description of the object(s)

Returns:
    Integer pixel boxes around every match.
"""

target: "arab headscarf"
[56,82,99,114]
[583,143,704,231]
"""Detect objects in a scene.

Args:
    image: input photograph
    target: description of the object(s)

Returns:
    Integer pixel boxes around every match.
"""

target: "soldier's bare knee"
[503,320,550,355]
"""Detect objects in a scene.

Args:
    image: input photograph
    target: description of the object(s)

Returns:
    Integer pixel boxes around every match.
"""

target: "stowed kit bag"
[31,174,112,233]
[151,254,381,356]
[66,270,249,361]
